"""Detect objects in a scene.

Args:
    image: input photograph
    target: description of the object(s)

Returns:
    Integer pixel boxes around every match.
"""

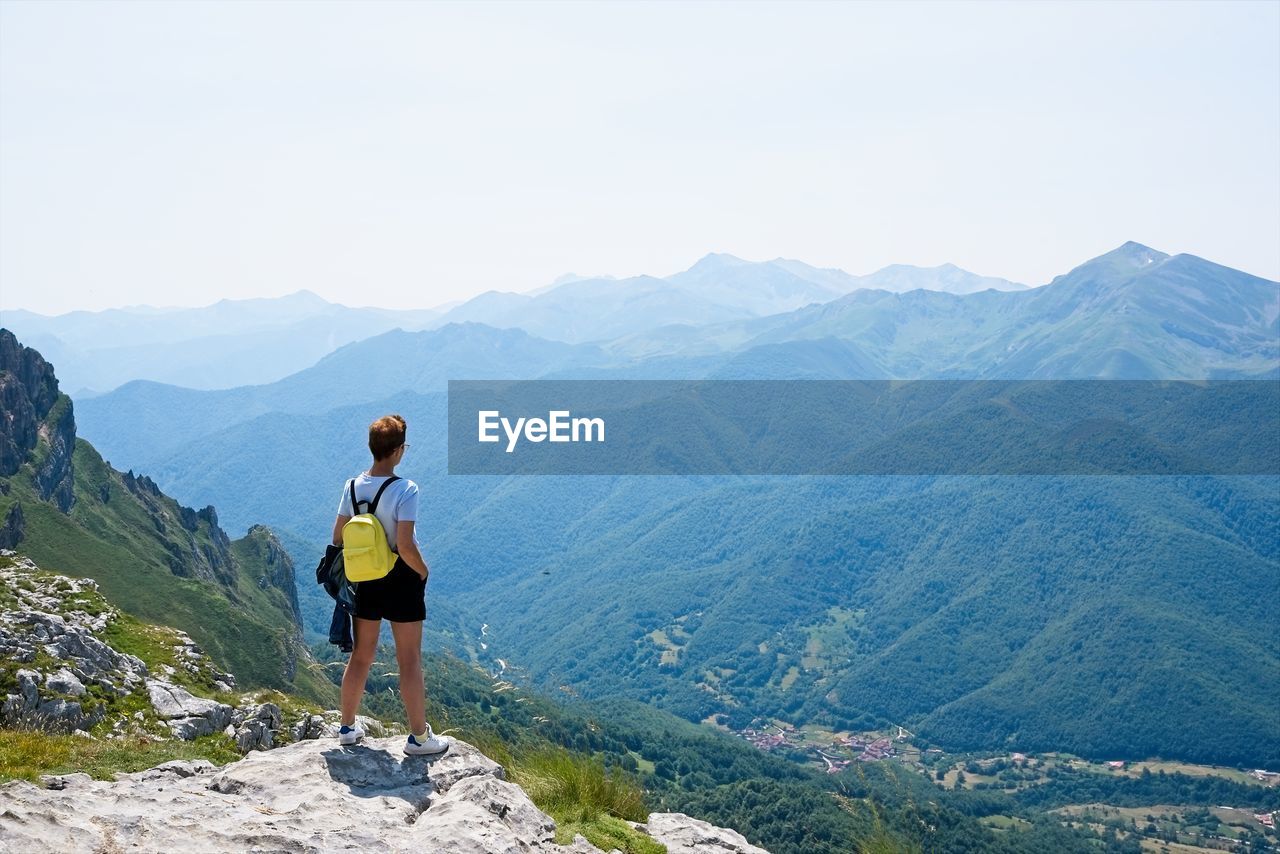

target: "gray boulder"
[15,669,40,706]
[146,680,232,740]
[639,812,771,853]
[46,668,86,697]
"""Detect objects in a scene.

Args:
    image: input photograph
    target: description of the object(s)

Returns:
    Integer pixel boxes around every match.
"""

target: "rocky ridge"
[1,722,766,854]
[0,553,768,852]
[0,328,74,513]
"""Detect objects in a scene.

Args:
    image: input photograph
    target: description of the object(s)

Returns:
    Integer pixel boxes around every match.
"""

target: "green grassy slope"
[0,438,332,704]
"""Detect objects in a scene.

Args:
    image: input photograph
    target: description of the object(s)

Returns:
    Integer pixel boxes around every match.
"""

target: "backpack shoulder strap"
[368,475,401,514]
[348,478,360,516]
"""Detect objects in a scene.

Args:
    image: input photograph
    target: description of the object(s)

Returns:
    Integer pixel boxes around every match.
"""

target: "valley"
[3,239,1278,852]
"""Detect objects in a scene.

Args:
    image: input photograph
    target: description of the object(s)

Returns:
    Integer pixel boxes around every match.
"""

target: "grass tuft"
[507,746,662,852]
[512,746,648,823]
[0,729,241,783]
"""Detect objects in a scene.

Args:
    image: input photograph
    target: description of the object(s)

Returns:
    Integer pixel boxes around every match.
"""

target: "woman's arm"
[332,515,350,547]
[396,520,429,580]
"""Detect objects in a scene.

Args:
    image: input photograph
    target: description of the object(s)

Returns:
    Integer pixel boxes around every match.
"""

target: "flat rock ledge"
[0,736,768,854]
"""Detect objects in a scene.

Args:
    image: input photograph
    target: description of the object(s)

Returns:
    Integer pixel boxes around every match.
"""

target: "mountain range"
[73,242,1278,476]
[2,252,1031,396]
[0,290,439,396]
[12,241,1280,769]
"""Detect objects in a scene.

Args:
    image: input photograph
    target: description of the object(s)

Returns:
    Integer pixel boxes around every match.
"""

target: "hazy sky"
[1,0,1277,315]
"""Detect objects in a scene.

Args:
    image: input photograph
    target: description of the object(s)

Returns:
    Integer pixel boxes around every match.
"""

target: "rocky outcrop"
[119,470,240,587]
[146,679,234,738]
[0,557,147,732]
[32,394,75,512]
[0,736,766,853]
[0,328,75,512]
[2,552,361,752]
[0,737,593,850]
[635,813,771,854]
[240,523,302,624]
[0,553,237,743]
[0,336,306,691]
[0,329,59,475]
[0,502,23,550]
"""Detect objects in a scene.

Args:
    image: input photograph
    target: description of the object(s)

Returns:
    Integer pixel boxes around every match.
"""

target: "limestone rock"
[0,736,597,853]
[45,668,86,697]
[639,812,770,854]
[146,679,233,739]
[38,772,92,790]
[0,556,152,734]
[230,703,282,754]
[0,730,768,854]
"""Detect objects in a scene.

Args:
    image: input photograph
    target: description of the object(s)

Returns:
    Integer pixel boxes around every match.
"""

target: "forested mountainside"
[56,243,1280,771]
[0,329,327,700]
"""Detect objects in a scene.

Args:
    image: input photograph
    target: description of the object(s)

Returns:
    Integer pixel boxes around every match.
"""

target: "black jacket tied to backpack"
[315,544,356,652]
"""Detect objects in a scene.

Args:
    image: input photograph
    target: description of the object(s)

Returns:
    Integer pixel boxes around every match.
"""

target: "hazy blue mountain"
[528,271,620,295]
[663,253,848,315]
[76,242,1280,471]
[446,473,1279,767]
[848,262,1029,294]
[667,254,1028,308]
[75,323,606,473]
[432,272,759,344]
[432,254,1028,345]
[610,242,1279,379]
[980,242,1280,378]
[0,290,439,395]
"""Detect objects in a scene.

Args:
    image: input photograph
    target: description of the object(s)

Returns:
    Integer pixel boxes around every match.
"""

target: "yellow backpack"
[342,476,400,582]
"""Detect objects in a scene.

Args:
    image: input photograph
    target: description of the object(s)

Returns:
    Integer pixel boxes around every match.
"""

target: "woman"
[331,414,447,755]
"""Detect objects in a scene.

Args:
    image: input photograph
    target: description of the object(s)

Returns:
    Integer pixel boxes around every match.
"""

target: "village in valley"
[731,719,909,774]
[724,717,1280,851]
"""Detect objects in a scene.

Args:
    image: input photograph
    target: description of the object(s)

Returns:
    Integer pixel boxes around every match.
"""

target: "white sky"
[1,0,1277,315]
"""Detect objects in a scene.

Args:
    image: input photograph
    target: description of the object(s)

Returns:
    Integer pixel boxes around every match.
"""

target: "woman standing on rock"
[331,414,447,756]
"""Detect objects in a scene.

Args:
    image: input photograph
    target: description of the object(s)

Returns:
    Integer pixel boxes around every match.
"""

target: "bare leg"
[390,620,426,734]
[340,617,380,725]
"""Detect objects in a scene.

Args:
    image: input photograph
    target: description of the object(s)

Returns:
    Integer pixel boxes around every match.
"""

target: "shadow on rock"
[320,744,447,802]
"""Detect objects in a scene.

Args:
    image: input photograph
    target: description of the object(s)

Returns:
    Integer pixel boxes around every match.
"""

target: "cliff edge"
[0,734,767,853]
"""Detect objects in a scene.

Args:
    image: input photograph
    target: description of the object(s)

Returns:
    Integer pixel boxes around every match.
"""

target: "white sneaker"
[338,723,364,746]
[404,727,448,756]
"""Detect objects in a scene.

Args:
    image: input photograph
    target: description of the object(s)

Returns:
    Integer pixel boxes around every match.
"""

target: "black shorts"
[353,556,426,623]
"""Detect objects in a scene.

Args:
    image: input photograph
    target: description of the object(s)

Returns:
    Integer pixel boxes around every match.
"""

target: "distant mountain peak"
[852,263,1027,294]
[686,252,751,272]
[210,289,330,308]
[282,289,328,303]
[1100,241,1170,267]
[548,272,618,287]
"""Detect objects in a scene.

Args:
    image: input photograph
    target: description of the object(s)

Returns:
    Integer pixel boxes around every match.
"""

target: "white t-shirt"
[337,473,419,552]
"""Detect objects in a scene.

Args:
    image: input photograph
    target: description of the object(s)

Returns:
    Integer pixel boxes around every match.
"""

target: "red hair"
[368,414,407,461]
